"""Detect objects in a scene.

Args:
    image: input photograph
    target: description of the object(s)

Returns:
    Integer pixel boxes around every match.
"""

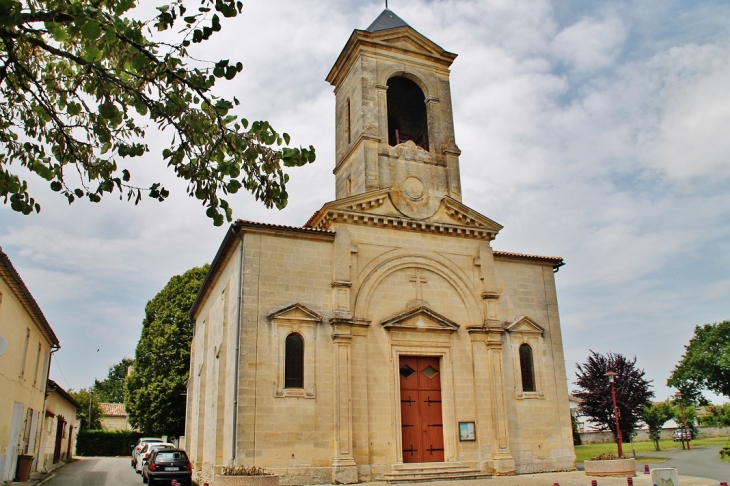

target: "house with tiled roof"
[185,9,573,485]
[0,247,60,482]
[39,380,80,471]
[98,403,132,431]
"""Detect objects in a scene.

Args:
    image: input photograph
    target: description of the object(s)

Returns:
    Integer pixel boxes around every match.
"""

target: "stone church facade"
[186,10,575,485]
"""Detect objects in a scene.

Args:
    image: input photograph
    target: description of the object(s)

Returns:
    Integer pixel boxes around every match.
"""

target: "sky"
[1,0,729,403]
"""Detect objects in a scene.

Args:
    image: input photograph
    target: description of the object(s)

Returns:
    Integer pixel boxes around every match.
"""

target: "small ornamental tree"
[573,350,653,444]
[641,401,674,450]
[0,0,315,224]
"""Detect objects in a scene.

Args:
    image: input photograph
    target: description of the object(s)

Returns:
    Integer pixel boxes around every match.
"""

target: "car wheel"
[148,478,155,486]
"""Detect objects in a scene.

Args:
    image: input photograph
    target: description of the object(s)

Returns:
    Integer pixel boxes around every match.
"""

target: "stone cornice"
[311,209,497,240]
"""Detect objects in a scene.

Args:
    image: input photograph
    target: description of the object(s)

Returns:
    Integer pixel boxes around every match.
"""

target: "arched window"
[386,76,429,150]
[284,333,304,388]
[519,343,536,392]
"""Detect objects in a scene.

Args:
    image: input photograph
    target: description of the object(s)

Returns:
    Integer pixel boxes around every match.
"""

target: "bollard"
[720,483,728,486]
[591,480,597,486]
[644,464,650,474]
[554,483,559,486]
[627,478,633,486]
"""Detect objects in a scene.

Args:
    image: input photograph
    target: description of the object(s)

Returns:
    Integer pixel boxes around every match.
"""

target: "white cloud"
[553,13,627,72]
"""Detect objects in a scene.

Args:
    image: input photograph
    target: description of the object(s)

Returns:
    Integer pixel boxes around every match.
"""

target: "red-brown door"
[399,356,444,463]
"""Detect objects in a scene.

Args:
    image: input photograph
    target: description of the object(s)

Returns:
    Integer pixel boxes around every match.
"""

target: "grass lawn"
[574,436,730,463]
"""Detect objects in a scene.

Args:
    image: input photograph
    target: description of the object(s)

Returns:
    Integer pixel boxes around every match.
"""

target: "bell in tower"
[326,9,463,220]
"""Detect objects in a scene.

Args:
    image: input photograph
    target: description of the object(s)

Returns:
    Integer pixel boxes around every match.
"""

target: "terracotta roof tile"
[493,250,564,268]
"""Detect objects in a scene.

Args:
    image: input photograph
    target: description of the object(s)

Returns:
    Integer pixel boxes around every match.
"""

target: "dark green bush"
[76,430,146,456]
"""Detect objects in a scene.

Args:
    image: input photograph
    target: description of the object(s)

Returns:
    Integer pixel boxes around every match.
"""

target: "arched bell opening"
[387,76,429,151]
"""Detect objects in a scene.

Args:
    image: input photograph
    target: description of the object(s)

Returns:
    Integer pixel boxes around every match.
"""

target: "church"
[185,9,575,485]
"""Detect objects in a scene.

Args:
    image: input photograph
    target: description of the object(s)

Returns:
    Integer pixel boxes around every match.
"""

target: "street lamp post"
[605,371,623,457]
[675,391,691,451]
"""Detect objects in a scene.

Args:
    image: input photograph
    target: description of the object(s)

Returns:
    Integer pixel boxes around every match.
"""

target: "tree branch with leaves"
[0,0,315,224]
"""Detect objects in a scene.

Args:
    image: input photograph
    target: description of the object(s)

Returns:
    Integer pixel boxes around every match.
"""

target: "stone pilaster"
[331,320,358,484]
[468,327,515,474]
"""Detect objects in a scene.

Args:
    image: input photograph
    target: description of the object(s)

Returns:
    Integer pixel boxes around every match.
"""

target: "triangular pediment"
[305,189,401,226]
[431,198,504,233]
[381,306,459,333]
[370,29,448,58]
[505,316,544,335]
[268,303,322,323]
[327,27,457,86]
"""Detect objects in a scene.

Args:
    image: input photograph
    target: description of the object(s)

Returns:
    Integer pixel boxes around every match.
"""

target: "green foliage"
[700,403,730,427]
[573,350,654,442]
[69,388,103,430]
[720,445,730,459]
[668,320,730,399]
[0,0,315,224]
[125,264,208,436]
[94,357,134,403]
[571,412,582,446]
[641,401,674,450]
[76,429,145,456]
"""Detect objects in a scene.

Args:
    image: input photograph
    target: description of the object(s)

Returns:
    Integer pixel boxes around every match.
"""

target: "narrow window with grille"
[284,333,304,388]
[519,343,536,392]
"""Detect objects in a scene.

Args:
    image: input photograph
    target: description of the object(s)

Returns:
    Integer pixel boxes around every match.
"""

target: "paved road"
[44,457,142,486]
[637,446,730,483]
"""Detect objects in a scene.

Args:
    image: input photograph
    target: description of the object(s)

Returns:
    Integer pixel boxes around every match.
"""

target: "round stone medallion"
[402,176,425,200]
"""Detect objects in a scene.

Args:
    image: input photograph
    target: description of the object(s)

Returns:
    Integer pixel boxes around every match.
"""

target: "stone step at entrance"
[382,462,492,483]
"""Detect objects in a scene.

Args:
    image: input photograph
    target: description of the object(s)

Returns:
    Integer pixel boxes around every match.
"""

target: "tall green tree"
[668,320,730,400]
[94,357,134,403]
[641,401,674,451]
[0,0,315,224]
[573,351,654,445]
[69,388,103,430]
[125,264,208,436]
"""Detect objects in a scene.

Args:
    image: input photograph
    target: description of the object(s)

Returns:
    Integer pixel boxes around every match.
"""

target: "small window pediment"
[382,306,459,333]
[268,303,322,323]
[505,316,544,335]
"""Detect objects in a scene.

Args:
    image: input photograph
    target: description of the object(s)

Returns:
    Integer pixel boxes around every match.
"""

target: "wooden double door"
[399,356,444,463]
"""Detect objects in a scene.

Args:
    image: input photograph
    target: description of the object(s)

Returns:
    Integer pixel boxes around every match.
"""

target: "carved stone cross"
[409,269,427,300]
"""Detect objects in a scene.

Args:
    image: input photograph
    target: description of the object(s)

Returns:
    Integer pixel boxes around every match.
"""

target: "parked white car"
[131,437,164,468]
[135,442,176,474]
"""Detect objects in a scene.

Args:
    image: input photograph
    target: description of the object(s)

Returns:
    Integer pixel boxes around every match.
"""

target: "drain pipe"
[230,226,243,466]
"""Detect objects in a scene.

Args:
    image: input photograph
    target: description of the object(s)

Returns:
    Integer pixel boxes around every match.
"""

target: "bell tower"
[326,9,462,220]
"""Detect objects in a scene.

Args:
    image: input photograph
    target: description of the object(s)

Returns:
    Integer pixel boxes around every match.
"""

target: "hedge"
[76,430,146,457]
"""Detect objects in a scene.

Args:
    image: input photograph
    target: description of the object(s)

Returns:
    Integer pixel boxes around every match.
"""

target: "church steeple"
[365,9,410,32]
[326,10,463,220]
